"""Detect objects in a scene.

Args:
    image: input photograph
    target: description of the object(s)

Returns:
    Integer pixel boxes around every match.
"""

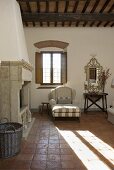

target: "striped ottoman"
[52,104,81,119]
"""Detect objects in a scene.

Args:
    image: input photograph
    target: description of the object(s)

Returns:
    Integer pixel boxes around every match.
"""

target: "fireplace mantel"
[0,60,33,127]
[0,60,33,82]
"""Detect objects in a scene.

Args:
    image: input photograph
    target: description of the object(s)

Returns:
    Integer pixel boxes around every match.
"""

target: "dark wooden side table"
[41,102,50,113]
[83,92,108,112]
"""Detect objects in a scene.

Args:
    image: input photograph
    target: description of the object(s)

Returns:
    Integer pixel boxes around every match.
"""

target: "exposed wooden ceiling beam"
[33,22,36,27]
[46,1,49,12]
[82,0,90,13]
[64,1,69,13]
[55,0,59,12]
[26,2,31,13]
[55,1,59,27]
[83,21,87,27]
[62,22,65,27]
[90,0,100,13]
[90,21,94,27]
[69,21,72,26]
[100,0,111,13]
[73,1,79,13]
[108,3,114,13]
[40,21,43,26]
[104,21,110,27]
[97,21,102,27]
[17,0,79,2]
[111,22,114,27]
[37,1,40,12]
[47,21,50,27]
[76,21,79,27]
[22,12,114,22]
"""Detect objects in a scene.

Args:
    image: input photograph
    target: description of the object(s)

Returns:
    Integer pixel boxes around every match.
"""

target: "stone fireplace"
[0,60,33,137]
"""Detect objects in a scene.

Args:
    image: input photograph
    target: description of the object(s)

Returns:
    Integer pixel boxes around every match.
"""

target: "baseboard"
[81,108,103,112]
[30,108,39,113]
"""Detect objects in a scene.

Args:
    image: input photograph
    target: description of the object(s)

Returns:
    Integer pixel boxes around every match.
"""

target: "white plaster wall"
[24,27,114,109]
[0,0,29,62]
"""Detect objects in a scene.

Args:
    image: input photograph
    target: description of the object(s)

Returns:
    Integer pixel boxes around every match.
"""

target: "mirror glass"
[84,57,103,93]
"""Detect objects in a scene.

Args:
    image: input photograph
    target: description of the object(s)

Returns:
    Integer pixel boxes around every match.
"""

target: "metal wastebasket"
[0,118,23,158]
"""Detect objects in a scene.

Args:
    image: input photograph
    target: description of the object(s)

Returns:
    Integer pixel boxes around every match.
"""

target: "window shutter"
[35,52,43,84]
[61,52,67,84]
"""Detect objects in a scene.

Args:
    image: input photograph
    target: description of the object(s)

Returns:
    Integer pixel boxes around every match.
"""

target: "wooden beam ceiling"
[22,12,114,22]
[17,0,114,27]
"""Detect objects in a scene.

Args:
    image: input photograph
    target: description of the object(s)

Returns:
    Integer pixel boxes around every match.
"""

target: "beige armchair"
[49,86,81,120]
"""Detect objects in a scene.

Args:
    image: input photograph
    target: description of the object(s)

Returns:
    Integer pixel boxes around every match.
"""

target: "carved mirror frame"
[84,57,103,93]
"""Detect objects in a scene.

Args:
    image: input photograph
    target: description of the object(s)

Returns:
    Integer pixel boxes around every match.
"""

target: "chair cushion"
[57,97,72,104]
[52,104,80,117]
[52,104,80,113]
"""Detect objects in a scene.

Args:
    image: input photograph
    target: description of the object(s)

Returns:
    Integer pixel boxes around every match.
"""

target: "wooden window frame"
[35,51,67,86]
[41,51,63,85]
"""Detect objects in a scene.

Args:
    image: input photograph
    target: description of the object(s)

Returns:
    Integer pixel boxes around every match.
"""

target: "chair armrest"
[49,99,56,107]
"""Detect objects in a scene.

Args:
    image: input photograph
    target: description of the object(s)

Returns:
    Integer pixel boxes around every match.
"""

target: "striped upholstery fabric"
[52,104,80,117]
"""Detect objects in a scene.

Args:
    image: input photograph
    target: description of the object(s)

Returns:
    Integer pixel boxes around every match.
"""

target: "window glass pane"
[53,53,61,83]
[43,53,51,83]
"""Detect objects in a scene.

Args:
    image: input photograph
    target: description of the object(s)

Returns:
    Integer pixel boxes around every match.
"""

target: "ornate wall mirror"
[84,57,103,93]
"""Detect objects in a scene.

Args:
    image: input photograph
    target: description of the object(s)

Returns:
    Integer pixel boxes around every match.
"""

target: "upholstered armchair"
[48,86,81,120]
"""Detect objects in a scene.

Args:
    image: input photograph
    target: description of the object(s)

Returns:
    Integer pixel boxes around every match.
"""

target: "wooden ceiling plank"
[17,0,72,2]
[82,0,91,13]
[73,1,79,12]
[90,0,100,13]
[90,21,94,27]
[55,0,59,12]
[55,21,57,26]
[62,21,64,27]
[22,12,114,22]
[83,21,87,26]
[26,2,31,13]
[37,1,40,12]
[111,22,114,27]
[55,0,59,27]
[33,21,36,27]
[76,21,79,27]
[64,1,69,13]
[104,21,110,27]
[40,21,43,26]
[69,21,72,26]
[97,21,102,27]
[108,3,114,13]
[46,0,49,12]
[100,0,111,13]
[47,21,50,27]
[58,1,66,12]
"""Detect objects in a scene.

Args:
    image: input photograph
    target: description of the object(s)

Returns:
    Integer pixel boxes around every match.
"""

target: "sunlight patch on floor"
[56,128,111,170]
[77,130,114,166]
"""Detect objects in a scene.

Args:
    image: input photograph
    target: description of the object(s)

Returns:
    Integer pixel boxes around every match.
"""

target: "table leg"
[84,96,87,112]
[102,96,105,112]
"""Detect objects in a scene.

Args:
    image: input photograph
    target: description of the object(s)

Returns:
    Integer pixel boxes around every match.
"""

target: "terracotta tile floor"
[0,112,114,170]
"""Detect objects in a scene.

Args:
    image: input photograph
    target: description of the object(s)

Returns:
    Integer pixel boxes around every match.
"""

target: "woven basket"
[0,118,23,158]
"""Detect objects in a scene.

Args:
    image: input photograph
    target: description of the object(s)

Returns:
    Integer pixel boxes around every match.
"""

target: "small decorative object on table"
[98,68,111,93]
